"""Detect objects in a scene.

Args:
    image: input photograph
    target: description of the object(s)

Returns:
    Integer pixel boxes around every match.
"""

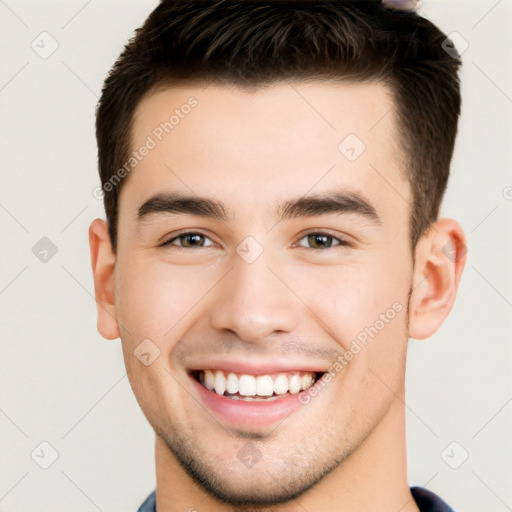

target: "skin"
[89,81,466,512]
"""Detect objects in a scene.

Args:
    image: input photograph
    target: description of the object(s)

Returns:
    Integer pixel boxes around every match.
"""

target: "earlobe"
[88,218,120,340]
[408,218,467,340]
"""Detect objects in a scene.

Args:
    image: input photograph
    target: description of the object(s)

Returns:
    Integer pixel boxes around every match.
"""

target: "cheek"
[115,260,211,418]
[305,258,410,344]
[302,254,411,398]
[115,259,219,348]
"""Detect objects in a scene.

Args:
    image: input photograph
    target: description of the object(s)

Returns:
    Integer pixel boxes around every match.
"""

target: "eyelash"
[160,231,351,250]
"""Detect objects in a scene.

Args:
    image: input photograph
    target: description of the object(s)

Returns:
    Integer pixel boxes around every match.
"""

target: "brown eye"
[162,233,213,248]
[296,232,349,250]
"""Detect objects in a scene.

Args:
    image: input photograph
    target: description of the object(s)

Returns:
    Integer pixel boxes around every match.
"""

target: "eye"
[161,232,215,249]
[160,231,350,250]
[295,232,350,250]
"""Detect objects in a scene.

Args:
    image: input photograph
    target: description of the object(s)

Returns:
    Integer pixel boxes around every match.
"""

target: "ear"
[88,218,120,340]
[408,218,467,340]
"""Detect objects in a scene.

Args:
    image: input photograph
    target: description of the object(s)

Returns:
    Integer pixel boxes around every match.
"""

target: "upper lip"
[187,357,329,375]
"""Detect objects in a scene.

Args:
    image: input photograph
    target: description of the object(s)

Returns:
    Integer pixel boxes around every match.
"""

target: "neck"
[154,387,419,512]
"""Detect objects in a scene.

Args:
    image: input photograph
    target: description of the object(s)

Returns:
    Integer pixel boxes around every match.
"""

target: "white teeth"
[214,370,227,396]
[200,370,317,398]
[239,375,257,396]
[226,373,238,394]
[273,374,289,395]
[300,373,313,391]
[289,374,301,394]
[256,375,274,396]
[204,370,215,391]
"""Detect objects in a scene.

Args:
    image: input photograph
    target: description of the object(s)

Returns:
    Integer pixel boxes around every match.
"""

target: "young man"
[89,1,466,510]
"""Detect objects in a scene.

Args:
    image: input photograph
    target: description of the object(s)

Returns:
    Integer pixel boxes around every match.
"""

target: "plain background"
[0,1,511,511]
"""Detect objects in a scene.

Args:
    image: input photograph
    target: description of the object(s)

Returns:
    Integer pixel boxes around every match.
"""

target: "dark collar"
[136,486,455,511]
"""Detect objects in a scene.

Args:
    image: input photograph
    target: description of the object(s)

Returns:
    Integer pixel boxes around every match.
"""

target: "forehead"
[122,80,409,229]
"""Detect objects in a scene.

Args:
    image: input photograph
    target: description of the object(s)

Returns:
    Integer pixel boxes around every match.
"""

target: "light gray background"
[0,1,511,511]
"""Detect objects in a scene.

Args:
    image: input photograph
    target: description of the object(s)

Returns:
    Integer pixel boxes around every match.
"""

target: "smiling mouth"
[191,370,323,401]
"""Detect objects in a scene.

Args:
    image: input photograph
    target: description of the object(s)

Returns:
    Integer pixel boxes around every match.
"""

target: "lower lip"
[189,375,306,428]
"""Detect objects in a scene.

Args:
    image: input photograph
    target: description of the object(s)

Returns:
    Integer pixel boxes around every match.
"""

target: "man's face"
[114,81,414,504]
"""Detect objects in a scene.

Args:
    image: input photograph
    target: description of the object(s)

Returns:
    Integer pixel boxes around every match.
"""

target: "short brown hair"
[96,0,461,251]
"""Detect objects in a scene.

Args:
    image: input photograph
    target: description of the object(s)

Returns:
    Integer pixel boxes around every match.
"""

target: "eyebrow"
[137,190,381,225]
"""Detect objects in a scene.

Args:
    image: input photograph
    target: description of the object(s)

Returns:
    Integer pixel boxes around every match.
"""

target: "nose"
[208,247,299,345]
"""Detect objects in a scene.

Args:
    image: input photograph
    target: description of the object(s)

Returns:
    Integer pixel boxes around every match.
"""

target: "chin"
[156,421,343,508]
[179,467,321,507]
